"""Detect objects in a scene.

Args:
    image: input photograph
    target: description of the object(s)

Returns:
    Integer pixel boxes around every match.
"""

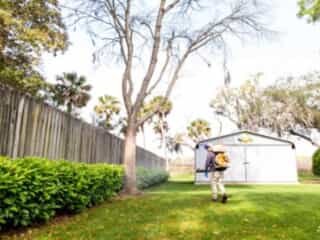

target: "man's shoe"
[212,198,218,202]
[221,194,228,204]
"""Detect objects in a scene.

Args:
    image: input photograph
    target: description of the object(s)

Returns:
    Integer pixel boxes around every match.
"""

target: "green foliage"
[48,72,92,115]
[298,0,320,22]
[0,0,67,95]
[101,95,173,137]
[0,66,46,96]
[140,96,173,119]
[312,148,320,176]
[136,167,169,189]
[0,157,123,230]
[94,95,122,130]
[187,119,211,144]
[143,96,173,148]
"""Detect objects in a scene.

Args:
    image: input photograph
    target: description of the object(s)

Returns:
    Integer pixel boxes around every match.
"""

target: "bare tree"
[65,0,270,194]
[211,73,318,141]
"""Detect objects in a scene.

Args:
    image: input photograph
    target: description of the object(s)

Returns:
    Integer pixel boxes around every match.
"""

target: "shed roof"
[197,130,295,148]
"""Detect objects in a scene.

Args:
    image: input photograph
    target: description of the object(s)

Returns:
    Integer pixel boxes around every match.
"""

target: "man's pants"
[210,171,226,200]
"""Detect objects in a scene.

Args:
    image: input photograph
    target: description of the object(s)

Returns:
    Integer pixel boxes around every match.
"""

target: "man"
[204,144,228,203]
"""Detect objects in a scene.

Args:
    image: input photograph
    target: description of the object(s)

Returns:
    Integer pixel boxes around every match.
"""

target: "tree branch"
[138,49,190,126]
[146,36,173,96]
[133,0,167,116]
[165,0,180,12]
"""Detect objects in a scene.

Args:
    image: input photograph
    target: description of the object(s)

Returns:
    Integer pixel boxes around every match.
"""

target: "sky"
[42,0,320,156]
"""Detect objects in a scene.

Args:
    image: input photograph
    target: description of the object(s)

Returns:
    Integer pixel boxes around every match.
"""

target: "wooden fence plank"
[0,85,165,169]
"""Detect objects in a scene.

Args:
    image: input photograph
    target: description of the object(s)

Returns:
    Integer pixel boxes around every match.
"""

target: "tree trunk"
[122,122,139,194]
[162,134,169,171]
[141,125,146,148]
[159,113,167,148]
[158,114,170,171]
[67,102,72,114]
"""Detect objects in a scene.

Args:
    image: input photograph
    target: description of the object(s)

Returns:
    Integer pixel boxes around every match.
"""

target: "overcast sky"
[42,0,320,156]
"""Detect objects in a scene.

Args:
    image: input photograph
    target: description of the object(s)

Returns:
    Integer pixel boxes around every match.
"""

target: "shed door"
[246,146,294,182]
[246,146,264,182]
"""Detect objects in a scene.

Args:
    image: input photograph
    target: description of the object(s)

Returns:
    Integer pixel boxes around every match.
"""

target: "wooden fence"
[0,85,166,170]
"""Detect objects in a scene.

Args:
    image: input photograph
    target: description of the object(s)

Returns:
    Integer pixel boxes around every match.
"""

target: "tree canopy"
[298,0,320,22]
[148,96,173,148]
[187,119,212,144]
[94,95,122,131]
[211,72,320,138]
[0,0,68,95]
[166,118,212,154]
[49,72,92,115]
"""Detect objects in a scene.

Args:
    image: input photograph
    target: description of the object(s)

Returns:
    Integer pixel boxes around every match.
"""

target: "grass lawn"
[2,175,320,240]
[299,172,320,183]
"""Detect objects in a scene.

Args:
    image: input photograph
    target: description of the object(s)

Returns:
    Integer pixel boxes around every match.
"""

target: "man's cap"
[204,144,226,152]
[212,144,226,152]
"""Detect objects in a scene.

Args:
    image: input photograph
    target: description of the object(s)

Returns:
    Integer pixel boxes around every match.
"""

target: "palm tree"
[153,120,169,148]
[151,96,172,148]
[51,72,92,114]
[94,95,121,130]
[187,119,211,145]
[141,96,172,148]
[137,96,172,148]
[166,133,186,153]
[167,119,211,155]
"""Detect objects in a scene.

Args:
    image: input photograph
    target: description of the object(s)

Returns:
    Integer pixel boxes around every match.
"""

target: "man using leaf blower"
[204,144,229,203]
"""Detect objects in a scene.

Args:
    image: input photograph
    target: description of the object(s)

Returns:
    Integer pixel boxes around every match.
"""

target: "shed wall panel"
[195,132,298,184]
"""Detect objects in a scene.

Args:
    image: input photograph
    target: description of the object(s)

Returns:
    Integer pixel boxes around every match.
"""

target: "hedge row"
[0,157,124,230]
[137,167,169,189]
[313,148,320,176]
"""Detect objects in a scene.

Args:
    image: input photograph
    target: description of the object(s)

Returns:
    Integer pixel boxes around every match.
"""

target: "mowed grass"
[2,175,320,240]
[299,172,320,183]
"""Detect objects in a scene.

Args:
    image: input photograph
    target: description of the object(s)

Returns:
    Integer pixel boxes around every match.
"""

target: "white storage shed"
[195,131,298,184]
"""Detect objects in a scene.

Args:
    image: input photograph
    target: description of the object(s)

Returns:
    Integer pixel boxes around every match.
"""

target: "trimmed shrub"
[313,149,320,176]
[0,157,123,230]
[137,167,169,189]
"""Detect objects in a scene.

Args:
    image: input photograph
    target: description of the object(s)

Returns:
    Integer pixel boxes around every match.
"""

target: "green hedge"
[313,149,320,176]
[137,167,169,189]
[0,157,123,230]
